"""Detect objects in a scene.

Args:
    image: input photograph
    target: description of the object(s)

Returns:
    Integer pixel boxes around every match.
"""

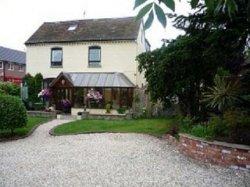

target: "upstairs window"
[0,61,3,69]
[88,46,101,67]
[51,48,63,67]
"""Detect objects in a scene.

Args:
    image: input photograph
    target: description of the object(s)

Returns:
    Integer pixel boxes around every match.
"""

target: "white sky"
[0,0,191,51]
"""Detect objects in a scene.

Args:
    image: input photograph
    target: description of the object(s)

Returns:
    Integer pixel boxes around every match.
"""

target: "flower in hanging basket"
[86,89,103,103]
[38,88,52,101]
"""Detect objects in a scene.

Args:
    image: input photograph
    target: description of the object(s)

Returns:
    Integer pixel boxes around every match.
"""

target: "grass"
[0,116,50,140]
[53,118,174,137]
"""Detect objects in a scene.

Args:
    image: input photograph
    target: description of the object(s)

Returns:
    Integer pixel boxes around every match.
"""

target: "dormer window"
[68,25,77,31]
[51,48,63,67]
[88,46,101,67]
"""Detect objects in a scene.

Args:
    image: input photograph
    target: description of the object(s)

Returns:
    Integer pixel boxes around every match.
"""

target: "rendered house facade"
[25,17,150,111]
[0,46,26,84]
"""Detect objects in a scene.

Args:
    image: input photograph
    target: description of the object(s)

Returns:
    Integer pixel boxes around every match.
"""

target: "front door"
[54,88,73,110]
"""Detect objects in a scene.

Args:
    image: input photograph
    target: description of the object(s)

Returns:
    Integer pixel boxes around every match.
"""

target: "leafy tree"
[137,35,216,118]
[23,73,43,104]
[173,0,249,73]
[134,0,249,29]
[137,0,249,119]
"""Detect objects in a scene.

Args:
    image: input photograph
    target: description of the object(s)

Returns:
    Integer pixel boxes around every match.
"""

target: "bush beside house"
[22,73,44,110]
[0,82,20,97]
[0,94,27,134]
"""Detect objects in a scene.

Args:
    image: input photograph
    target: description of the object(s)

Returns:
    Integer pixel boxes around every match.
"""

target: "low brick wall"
[87,113,131,120]
[27,111,57,118]
[164,133,250,171]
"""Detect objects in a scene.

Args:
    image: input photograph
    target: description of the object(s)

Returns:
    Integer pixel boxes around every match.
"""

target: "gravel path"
[0,119,249,187]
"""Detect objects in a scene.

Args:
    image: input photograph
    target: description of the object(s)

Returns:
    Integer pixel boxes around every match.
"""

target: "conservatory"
[49,72,135,113]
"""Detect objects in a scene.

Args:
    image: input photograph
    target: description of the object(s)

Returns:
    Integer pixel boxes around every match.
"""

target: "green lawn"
[0,116,50,140]
[53,118,174,137]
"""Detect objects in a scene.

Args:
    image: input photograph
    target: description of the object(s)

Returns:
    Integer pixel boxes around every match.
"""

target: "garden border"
[163,133,250,171]
[0,118,53,143]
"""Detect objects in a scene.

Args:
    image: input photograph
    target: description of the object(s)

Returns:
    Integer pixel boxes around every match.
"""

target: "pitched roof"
[25,17,141,45]
[0,46,26,64]
[50,72,135,88]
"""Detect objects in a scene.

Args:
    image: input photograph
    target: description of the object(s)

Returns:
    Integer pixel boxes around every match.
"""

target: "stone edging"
[163,133,250,171]
[0,118,53,143]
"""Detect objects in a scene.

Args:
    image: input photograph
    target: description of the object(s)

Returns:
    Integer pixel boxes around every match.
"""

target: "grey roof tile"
[25,17,141,45]
[0,46,26,64]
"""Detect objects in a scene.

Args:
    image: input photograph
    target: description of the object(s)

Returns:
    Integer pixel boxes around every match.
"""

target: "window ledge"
[50,65,63,68]
[88,63,101,68]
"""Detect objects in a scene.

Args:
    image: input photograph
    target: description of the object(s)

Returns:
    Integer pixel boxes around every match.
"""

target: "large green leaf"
[190,0,199,8]
[144,10,154,29]
[136,3,153,20]
[160,0,175,11]
[134,0,147,9]
[154,3,167,27]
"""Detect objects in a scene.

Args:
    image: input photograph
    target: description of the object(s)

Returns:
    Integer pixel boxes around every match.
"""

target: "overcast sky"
[0,0,191,51]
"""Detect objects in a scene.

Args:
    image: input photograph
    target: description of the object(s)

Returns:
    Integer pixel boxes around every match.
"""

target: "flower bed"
[164,133,250,171]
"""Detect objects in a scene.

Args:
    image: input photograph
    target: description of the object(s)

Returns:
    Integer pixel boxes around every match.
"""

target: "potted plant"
[60,99,71,114]
[86,89,103,108]
[38,88,52,110]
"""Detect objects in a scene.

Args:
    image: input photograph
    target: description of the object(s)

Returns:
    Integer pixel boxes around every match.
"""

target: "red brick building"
[0,46,26,85]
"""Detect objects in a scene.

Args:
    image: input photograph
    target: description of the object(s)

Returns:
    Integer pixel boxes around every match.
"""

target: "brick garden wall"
[164,134,250,171]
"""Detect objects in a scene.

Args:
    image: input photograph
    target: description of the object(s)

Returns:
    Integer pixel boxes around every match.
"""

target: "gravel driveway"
[0,119,249,187]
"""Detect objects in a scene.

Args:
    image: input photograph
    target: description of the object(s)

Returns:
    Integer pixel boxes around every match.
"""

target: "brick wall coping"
[180,133,250,151]
[27,111,57,118]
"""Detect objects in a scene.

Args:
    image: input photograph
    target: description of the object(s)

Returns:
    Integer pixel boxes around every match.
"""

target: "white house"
[25,17,150,112]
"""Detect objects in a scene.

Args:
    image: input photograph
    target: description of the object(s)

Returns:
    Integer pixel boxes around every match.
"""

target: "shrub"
[0,94,27,133]
[106,103,111,113]
[203,75,240,113]
[178,116,193,133]
[33,102,44,111]
[190,124,214,140]
[207,116,228,138]
[222,109,250,145]
[23,73,43,105]
[117,107,126,114]
[0,82,20,97]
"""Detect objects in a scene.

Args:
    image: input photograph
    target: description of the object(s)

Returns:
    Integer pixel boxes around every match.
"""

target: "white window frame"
[0,61,3,69]
[18,64,24,72]
[8,62,14,71]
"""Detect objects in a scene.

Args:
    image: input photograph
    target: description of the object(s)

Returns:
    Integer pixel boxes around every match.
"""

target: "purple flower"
[86,89,103,103]
[61,99,71,108]
[38,89,52,101]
